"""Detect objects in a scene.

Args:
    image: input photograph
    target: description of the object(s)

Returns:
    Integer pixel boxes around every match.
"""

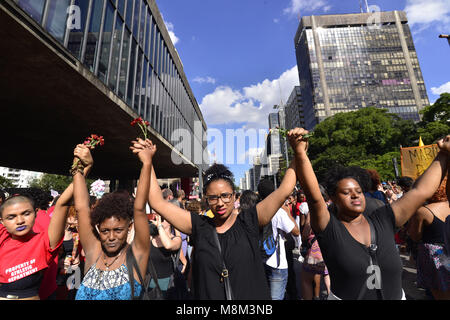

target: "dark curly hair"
[323,166,364,197]
[239,190,260,211]
[203,163,235,194]
[90,191,134,239]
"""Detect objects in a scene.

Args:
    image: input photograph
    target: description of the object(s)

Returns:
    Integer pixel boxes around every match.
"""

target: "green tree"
[30,174,73,193]
[0,176,14,189]
[306,107,416,182]
[417,93,450,145]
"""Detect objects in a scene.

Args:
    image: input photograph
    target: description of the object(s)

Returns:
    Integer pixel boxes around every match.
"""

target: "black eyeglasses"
[206,193,233,205]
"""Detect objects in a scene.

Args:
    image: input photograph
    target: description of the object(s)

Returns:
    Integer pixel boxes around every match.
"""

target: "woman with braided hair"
[140,130,306,300]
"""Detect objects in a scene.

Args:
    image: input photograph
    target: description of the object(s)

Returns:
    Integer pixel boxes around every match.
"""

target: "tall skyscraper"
[285,86,305,130]
[294,11,429,130]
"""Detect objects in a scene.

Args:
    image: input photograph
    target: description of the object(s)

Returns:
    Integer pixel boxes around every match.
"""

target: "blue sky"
[155,0,450,185]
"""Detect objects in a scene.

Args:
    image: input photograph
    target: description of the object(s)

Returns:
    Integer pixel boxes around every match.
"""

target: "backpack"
[259,222,281,267]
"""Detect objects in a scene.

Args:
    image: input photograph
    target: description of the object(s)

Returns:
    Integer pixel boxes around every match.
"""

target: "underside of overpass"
[0,1,200,180]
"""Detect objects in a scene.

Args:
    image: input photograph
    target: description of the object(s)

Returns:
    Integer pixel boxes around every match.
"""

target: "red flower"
[130,117,150,139]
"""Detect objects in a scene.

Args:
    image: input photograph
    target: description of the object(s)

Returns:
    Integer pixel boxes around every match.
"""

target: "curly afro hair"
[323,166,364,197]
[90,191,134,239]
[203,163,235,194]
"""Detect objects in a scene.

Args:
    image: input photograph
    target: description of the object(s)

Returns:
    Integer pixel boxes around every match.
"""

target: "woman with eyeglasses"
[138,130,305,300]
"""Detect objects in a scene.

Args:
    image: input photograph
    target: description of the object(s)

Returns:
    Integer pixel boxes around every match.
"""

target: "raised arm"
[256,160,297,227]
[150,215,182,251]
[290,128,330,234]
[134,139,193,235]
[47,161,90,249]
[392,135,450,227]
[129,139,152,258]
[73,144,99,261]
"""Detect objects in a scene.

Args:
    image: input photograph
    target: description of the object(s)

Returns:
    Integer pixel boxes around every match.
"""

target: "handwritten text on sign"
[400,144,439,180]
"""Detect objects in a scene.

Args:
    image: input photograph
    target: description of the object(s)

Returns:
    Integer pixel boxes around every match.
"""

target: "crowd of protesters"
[0,130,449,300]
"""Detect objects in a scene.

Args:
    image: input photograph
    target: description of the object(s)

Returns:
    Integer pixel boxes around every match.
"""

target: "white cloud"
[404,0,450,31]
[431,81,450,95]
[160,14,179,45]
[193,76,217,84]
[199,66,300,130]
[239,147,265,163]
[283,0,330,16]
[273,18,280,23]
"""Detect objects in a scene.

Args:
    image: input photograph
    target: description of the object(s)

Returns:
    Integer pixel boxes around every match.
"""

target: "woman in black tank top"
[409,176,450,300]
[148,214,181,297]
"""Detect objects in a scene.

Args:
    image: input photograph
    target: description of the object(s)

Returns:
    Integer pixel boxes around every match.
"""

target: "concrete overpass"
[0,0,206,181]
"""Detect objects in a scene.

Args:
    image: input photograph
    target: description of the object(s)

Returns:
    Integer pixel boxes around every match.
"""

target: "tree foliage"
[417,93,450,145]
[30,174,73,193]
[0,176,14,189]
[307,107,417,181]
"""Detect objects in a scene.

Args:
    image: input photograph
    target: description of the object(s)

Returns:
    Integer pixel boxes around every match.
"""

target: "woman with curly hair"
[140,130,305,300]
[408,176,450,300]
[73,139,153,300]
[292,128,450,300]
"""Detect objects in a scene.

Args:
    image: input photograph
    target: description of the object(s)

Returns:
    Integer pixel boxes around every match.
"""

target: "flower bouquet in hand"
[71,134,104,173]
[131,117,150,139]
[269,126,313,139]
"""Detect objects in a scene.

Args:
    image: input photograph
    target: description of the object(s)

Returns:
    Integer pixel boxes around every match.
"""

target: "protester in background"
[56,206,84,300]
[144,129,303,300]
[408,176,450,300]
[162,188,174,202]
[397,176,414,198]
[293,128,450,300]
[239,190,260,212]
[148,214,183,298]
[258,179,300,300]
[175,190,186,210]
[365,169,387,204]
[300,192,330,300]
[73,139,151,300]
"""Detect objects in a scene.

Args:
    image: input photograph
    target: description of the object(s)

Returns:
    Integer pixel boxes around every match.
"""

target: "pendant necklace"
[103,248,124,271]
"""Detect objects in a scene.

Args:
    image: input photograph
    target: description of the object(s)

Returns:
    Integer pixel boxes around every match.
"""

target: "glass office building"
[12,0,207,171]
[294,11,429,130]
[284,86,305,130]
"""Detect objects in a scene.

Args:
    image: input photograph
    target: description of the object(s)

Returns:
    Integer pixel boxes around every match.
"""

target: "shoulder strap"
[212,229,234,300]
[423,205,436,217]
[126,246,157,300]
[147,255,163,291]
[357,218,385,300]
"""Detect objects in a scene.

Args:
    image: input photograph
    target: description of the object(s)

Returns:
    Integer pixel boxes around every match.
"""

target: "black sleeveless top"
[422,206,446,244]
[0,270,44,298]
[149,242,175,279]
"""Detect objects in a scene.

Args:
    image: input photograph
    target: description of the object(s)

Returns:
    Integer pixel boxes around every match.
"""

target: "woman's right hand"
[287,127,309,155]
[130,138,156,165]
[74,144,94,167]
